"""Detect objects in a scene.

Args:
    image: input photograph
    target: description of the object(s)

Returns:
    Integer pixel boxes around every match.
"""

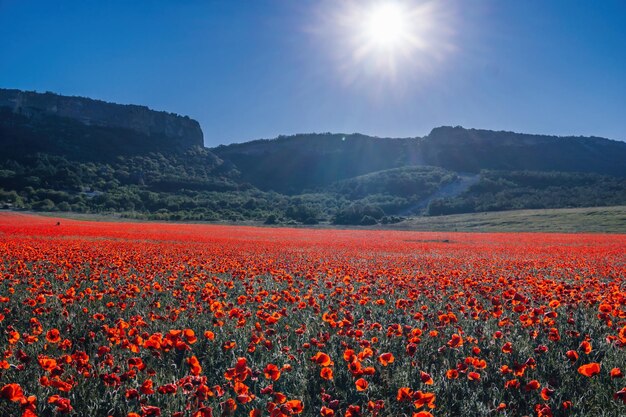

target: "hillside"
[213,127,626,193]
[427,171,626,215]
[213,133,417,194]
[1,88,625,226]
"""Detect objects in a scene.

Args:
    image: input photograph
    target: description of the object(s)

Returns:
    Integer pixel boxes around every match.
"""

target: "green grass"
[386,206,626,233]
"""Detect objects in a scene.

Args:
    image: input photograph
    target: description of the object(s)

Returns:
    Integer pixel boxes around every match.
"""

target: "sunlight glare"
[313,0,457,90]
[363,3,409,49]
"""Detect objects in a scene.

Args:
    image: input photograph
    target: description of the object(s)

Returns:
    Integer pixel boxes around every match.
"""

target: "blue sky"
[1,0,625,146]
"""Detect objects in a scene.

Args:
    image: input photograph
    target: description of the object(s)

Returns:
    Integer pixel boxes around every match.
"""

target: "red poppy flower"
[286,399,304,414]
[320,367,333,380]
[579,340,592,354]
[397,387,413,401]
[264,364,281,381]
[378,352,394,366]
[578,363,601,377]
[413,391,436,409]
[505,379,520,389]
[140,379,154,395]
[311,352,332,367]
[447,334,463,348]
[525,380,540,391]
[0,383,24,402]
[343,349,356,362]
[38,356,57,372]
[320,406,335,416]
[355,378,368,391]
[48,395,72,414]
[468,372,481,381]
[420,371,433,385]
[45,329,61,344]
[565,350,579,362]
[345,405,361,417]
[184,355,201,376]
[541,387,555,401]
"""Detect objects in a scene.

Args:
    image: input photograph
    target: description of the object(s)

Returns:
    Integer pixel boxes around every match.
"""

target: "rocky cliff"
[0,88,203,149]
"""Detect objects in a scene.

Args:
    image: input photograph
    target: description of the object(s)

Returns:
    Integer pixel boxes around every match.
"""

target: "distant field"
[8,205,626,233]
[386,206,626,233]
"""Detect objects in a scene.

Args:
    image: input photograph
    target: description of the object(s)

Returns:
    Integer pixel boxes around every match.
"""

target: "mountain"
[0,88,204,161]
[213,133,417,194]
[212,127,626,194]
[423,126,626,176]
[1,88,625,224]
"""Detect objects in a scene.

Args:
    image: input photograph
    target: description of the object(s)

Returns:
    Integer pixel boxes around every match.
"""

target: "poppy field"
[0,213,624,417]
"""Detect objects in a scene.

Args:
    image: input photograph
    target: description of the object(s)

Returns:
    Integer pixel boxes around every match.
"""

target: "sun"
[349,0,434,76]
[362,2,410,50]
[313,0,456,87]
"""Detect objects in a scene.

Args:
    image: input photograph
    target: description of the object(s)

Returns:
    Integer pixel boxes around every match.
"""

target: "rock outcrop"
[0,88,203,149]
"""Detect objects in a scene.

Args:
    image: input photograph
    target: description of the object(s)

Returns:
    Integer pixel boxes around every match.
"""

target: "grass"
[384,206,626,233]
